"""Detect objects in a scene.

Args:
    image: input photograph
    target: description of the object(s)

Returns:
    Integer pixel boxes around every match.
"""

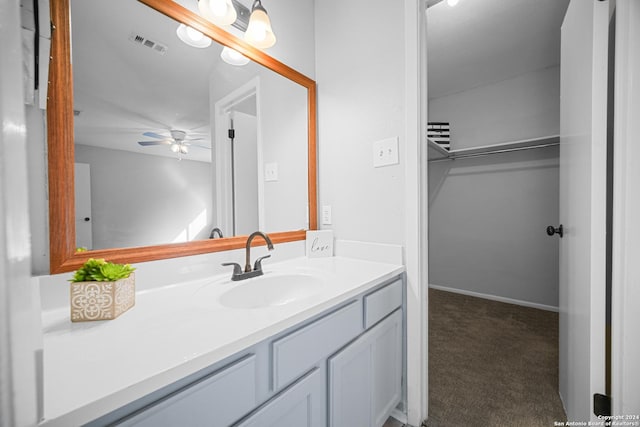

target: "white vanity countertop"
[40,256,404,426]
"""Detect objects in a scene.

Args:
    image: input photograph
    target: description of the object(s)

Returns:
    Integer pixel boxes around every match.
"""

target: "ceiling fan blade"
[187,143,212,150]
[138,140,171,146]
[142,131,169,139]
[184,137,205,142]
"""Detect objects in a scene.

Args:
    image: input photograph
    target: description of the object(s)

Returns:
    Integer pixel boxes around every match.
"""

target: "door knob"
[546,224,563,238]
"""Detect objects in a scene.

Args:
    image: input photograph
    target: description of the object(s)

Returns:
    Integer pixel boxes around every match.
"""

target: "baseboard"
[389,408,408,425]
[428,284,559,312]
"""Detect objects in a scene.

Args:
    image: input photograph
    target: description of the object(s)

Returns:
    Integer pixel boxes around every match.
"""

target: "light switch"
[373,137,399,168]
[264,162,278,182]
[322,205,332,225]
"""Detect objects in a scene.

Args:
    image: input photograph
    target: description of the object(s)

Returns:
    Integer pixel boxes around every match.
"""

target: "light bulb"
[220,46,250,66]
[186,26,204,42]
[198,0,237,26]
[448,0,459,6]
[209,0,228,17]
[245,1,276,48]
[170,143,180,153]
[251,22,267,42]
[176,24,212,48]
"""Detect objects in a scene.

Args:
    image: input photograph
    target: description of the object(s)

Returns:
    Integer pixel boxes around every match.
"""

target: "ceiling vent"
[128,33,168,55]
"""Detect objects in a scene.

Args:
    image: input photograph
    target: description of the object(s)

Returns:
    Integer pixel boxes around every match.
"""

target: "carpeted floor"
[426,288,566,427]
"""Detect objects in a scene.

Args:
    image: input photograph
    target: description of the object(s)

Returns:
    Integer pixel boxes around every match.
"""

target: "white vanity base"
[39,256,404,427]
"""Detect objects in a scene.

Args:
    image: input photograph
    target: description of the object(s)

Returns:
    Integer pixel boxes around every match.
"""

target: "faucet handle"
[253,255,271,272]
[221,262,243,276]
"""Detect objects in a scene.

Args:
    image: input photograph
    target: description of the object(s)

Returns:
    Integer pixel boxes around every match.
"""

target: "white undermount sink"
[218,272,326,309]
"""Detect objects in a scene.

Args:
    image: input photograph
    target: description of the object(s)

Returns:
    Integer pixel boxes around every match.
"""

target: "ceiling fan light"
[198,0,237,26]
[221,46,250,66]
[180,145,189,154]
[245,0,276,49]
[170,143,180,153]
[176,24,212,48]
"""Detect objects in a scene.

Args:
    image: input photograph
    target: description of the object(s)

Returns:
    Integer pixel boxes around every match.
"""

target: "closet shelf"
[427,135,560,161]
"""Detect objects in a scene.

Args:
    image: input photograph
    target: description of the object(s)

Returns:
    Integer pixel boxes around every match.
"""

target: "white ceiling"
[427,0,570,100]
[72,0,571,161]
[71,0,258,162]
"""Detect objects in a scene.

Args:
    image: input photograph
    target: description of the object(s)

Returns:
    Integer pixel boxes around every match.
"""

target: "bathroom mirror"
[48,0,317,273]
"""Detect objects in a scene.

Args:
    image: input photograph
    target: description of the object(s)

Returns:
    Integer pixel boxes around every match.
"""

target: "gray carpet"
[426,288,566,427]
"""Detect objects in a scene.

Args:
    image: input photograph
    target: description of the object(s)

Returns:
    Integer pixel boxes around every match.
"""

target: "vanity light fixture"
[220,46,250,66]
[244,0,276,49]
[176,24,212,48]
[198,0,237,26]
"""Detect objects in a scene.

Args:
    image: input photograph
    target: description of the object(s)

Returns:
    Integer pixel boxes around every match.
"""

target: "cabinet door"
[234,368,324,427]
[116,355,256,427]
[328,309,403,427]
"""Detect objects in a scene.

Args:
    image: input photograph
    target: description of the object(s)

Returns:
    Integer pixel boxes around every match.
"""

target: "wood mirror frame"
[47,0,317,274]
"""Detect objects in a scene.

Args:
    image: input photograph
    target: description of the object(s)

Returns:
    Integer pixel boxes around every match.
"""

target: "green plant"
[70,258,135,282]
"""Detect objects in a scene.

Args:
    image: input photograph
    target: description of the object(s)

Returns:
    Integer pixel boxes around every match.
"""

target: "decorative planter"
[70,273,135,322]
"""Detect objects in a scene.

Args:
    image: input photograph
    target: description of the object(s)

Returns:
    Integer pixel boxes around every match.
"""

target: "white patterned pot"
[70,273,135,322]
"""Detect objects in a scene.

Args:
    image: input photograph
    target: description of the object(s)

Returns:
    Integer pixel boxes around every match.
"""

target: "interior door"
[558,0,609,421]
[232,112,259,235]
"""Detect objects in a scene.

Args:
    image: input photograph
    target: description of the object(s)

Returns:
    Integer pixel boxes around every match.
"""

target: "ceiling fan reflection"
[137,129,211,156]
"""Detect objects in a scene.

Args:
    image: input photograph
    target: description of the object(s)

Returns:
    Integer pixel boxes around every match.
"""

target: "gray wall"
[209,70,309,234]
[315,0,406,245]
[260,72,308,233]
[429,66,560,150]
[429,147,560,307]
[75,145,212,249]
[428,67,560,308]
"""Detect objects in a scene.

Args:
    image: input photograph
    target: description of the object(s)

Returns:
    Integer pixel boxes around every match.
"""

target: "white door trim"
[611,0,640,415]
[404,0,429,424]
[0,0,41,424]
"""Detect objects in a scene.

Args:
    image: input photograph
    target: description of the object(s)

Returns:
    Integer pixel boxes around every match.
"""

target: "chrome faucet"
[222,231,274,281]
[209,227,224,239]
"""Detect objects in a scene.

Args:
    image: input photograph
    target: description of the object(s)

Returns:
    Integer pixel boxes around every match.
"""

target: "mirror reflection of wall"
[70,0,308,250]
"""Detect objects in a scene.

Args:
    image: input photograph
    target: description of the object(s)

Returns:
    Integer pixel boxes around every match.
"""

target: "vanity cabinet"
[328,309,403,427]
[272,300,362,389]
[115,355,257,427]
[92,276,405,427]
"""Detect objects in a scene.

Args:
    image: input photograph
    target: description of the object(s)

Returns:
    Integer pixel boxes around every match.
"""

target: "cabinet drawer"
[272,301,362,389]
[116,355,257,427]
[364,279,402,329]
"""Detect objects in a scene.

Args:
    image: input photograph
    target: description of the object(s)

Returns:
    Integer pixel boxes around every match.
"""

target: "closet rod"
[428,142,560,163]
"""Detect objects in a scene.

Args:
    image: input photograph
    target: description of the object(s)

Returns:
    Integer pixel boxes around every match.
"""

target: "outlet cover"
[373,137,399,168]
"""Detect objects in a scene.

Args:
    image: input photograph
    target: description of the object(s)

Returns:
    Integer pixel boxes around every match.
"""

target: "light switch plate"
[264,162,278,181]
[373,137,399,167]
[322,205,332,225]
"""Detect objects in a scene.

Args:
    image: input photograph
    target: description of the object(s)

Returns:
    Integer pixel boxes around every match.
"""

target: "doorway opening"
[424,0,571,424]
[214,78,264,237]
